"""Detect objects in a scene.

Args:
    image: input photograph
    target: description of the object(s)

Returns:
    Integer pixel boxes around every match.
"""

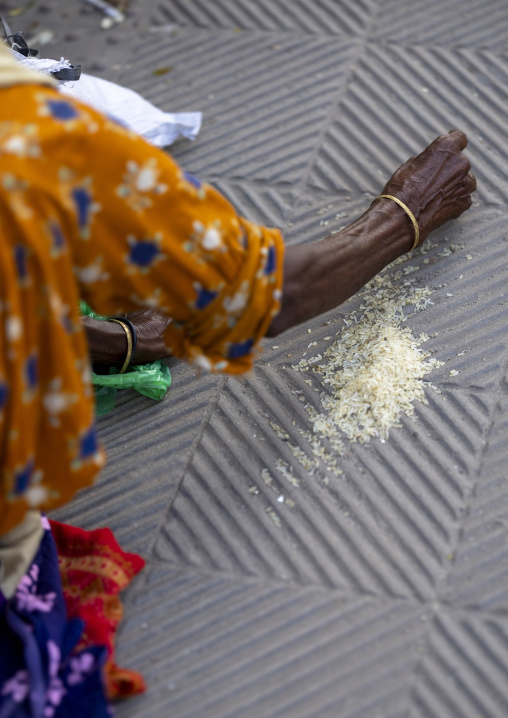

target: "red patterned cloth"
[49,519,146,698]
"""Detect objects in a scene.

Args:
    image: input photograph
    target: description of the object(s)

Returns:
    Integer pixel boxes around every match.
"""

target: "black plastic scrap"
[0,15,81,82]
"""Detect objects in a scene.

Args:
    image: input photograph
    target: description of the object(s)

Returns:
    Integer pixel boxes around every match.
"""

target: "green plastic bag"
[80,301,172,416]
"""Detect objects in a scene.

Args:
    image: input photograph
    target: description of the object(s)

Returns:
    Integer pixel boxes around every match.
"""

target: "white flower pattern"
[15,564,57,613]
[0,82,282,537]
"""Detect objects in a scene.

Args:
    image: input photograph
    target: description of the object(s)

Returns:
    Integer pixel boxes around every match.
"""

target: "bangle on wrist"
[106,317,138,373]
[373,194,420,252]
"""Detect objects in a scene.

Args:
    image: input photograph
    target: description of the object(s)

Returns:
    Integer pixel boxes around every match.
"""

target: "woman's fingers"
[446,128,468,151]
[466,172,477,192]
[381,130,475,242]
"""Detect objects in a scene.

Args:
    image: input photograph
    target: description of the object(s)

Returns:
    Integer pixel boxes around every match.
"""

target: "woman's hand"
[267,130,476,336]
[125,309,172,363]
[83,309,171,367]
[376,129,476,246]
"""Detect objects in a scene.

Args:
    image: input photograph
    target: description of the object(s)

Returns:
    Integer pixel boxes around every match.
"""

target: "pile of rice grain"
[295,267,443,445]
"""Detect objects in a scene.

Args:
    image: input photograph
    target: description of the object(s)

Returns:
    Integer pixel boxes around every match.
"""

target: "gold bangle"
[376,194,420,252]
[107,318,133,374]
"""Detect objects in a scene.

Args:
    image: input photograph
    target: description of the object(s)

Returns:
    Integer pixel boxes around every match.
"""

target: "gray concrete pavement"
[4,0,508,715]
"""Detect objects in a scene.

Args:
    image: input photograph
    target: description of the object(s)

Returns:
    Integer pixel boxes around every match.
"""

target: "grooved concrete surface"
[5,0,508,715]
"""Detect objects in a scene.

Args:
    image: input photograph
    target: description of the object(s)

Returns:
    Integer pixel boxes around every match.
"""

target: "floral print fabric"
[0,517,110,718]
[0,85,284,535]
[49,519,146,699]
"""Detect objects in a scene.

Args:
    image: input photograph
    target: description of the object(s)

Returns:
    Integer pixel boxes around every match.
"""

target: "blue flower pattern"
[129,239,160,268]
[195,285,218,310]
[14,244,29,284]
[0,382,7,410]
[264,245,276,275]
[50,221,66,251]
[79,424,99,460]
[72,187,93,230]
[13,458,34,495]
[25,353,38,390]
[47,100,79,121]
[0,85,283,536]
[183,171,202,189]
[228,339,254,359]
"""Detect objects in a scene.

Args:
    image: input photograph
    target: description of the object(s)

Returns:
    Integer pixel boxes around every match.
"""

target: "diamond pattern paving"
[52,360,223,555]
[116,567,427,718]
[119,28,357,184]
[11,0,508,715]
[444,396,508,614]
[150,0,377,37]
[373,0,508,50]
[308,43,508,205]
[154,358,495,597]
[409,611,508,718]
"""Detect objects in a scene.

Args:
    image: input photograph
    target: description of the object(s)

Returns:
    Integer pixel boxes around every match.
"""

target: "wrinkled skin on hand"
[378,129,476,246]
[267,129,476,336]
[126,308,172,363]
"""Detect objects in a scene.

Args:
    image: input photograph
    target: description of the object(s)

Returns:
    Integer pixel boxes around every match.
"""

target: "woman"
[0,40,475,715]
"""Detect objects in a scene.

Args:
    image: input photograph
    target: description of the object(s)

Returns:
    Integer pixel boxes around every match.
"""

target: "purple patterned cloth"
[0,519,111,718]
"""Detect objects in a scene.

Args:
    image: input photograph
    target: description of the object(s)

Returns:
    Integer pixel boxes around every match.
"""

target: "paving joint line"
[145,374,229,561]
[137,554,443,606]
[434,351,508,604]
[286,36,366,224]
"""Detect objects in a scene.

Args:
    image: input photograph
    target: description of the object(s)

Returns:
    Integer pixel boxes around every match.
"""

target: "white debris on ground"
[294,262,444,446]
[256,241,457,523]
[266,506,282,528]
[260,464,298,505]
[299,429,344,475]
[269,421,319,477]
[274,458,302,487]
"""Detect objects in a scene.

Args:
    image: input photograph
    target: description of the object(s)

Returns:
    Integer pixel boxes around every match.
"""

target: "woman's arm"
[268,130,475,336]
[83,309,171,366]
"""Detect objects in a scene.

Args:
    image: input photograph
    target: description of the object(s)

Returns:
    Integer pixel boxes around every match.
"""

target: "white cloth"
[14,54,202,147]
